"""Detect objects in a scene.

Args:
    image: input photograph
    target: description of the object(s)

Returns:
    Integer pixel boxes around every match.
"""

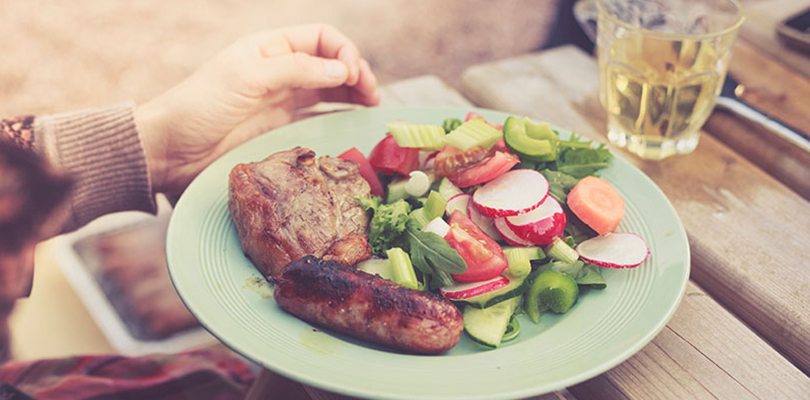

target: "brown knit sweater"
[4,103,157,233]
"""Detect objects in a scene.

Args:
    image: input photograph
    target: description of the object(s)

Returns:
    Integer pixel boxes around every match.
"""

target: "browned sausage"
[274,255,464,354]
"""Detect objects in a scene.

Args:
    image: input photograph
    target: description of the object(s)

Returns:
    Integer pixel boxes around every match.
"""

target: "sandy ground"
[0,0,562,116]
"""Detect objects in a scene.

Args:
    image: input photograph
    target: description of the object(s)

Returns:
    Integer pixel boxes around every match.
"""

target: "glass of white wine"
[595,0,745,160]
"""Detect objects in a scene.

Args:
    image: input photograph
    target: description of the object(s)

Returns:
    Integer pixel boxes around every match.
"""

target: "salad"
[338,112,649,349]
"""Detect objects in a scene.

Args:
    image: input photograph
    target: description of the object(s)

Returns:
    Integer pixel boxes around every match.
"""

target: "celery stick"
[408,208,432,229]
[386,122,446,150]
[545,237,579,264]
[444,119,503,151]
[502,247,532,278]
[386,247,419,290]
[422,190,447,220]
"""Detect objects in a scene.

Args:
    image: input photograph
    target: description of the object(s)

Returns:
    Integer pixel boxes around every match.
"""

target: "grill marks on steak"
[228,147,371,280]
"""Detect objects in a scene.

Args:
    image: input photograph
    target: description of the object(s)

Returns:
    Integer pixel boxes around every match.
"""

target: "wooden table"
[248,31,810,400]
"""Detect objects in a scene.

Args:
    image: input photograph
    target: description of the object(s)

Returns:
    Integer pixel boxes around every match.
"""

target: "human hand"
[135,24,380,195]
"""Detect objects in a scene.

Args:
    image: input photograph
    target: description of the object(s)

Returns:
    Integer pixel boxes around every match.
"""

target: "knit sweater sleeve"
[32,102,157,232]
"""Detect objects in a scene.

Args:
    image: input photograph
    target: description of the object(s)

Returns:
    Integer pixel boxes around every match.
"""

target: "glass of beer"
[596,0,745,160]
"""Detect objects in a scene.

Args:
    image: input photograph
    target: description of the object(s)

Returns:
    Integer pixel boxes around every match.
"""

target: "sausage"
[274,255,464,354]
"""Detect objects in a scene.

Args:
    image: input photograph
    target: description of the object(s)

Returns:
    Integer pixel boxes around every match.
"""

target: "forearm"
[2,103,157,234]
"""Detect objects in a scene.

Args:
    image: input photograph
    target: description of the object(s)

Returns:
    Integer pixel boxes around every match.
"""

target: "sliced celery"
[408,208,432,230]
[386,122,447,150]
[422,190,447,221]
[502,247,532,279]
[386,247,420,290]
[545,237,579,264]
[444,118,503,151]
[408,191,446,230]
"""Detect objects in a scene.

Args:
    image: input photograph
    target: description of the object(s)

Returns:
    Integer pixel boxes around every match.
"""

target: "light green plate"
[167,106,689,400]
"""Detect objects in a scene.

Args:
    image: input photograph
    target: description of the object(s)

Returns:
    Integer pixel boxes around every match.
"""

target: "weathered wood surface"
[738,0,810,80]
[717,40,810,201]
[460,45,810,397]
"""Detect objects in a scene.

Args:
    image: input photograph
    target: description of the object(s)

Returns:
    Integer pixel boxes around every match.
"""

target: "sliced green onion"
[405,171,433,197]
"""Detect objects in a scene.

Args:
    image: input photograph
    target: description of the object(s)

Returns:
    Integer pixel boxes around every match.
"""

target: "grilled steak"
[275,255,464,354]
[228,147,371,279]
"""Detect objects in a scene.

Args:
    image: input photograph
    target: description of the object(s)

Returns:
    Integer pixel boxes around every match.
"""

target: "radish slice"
[423,217,451,238]
[472,169,549,218]
[446,193,471,218]
[576,232,650,269]
[493,218,534,247]
[505,196,566,246]
[467,198,503,241]
[439,275,509,300]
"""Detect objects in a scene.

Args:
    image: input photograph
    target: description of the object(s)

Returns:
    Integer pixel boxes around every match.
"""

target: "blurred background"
[0,0,598,117]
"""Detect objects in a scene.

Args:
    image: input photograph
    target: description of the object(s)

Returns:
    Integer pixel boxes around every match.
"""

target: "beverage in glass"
[596,0,745,160]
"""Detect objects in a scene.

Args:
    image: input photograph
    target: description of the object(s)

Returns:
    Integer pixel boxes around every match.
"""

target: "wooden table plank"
[738,0,810,80]
[712,39,810,201]
[460,46,810,395]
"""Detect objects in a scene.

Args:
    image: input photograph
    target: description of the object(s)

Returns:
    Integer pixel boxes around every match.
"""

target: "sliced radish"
[472,169,549,218]
[505,196,566,246]
[467,198,503,241]
[439,275,509,300]
[423,217,451,238]
[493,217,534,247]
[576,232,650,269]
[446,193,471,218]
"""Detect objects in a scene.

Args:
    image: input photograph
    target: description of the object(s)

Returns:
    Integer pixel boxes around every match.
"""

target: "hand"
[135,24,380,195]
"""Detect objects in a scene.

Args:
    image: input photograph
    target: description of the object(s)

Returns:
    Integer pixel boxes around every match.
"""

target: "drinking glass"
[593,0,745,160]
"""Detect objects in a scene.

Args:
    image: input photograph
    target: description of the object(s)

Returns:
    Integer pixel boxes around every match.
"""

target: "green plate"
[167,106,689,400]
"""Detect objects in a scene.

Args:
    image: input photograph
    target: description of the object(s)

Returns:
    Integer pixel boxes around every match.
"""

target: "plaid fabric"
[0,349,255,400]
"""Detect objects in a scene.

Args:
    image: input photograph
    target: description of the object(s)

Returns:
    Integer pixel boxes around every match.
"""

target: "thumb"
[246,52,349,93]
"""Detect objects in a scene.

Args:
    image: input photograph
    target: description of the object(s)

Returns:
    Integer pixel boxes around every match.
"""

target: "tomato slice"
[445,210,508,283]
[449,150,519,188]
[433,144,490,177]
[338,147,385,197]
[367,134,419,176]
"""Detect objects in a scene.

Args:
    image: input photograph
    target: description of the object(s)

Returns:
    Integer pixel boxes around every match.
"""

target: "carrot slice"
[566,176,624,235]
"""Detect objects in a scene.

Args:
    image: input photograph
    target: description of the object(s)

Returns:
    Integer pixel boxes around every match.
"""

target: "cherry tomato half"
[368,134,419,176]
[445,210,508,283]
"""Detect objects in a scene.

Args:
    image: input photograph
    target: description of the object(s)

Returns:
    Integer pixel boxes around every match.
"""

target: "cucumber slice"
[501,314,521,342]
[457,274,528,309]
[356,258,394,280]
[386,122,446,150]
[437,177,463,201]
[386,178,410,203]
[464,297,521,348]
[444,118,503,151]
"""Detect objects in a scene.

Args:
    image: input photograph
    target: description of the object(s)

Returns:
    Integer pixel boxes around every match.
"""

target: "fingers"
[257,24,363,86]
[247,52,350,93]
